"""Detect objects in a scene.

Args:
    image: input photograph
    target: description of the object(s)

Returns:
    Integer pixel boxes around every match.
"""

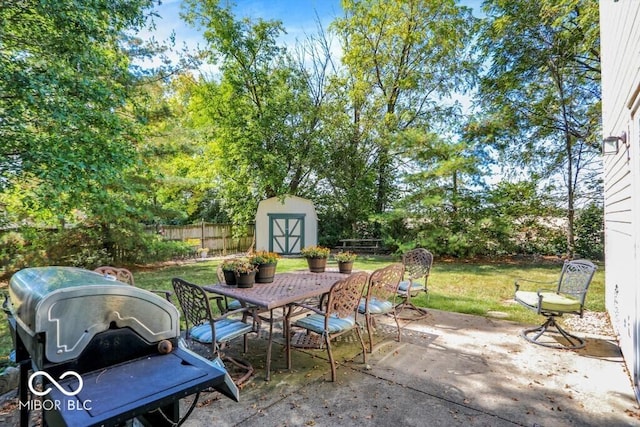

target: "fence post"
[223,227,227,256]
[201,220,205,249]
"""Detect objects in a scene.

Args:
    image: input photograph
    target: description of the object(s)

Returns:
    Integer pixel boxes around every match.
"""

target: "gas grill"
[6,266,238,427]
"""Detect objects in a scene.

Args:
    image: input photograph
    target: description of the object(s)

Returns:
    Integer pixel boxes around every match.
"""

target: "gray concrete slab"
[181,309,640,427]
[1,309,638,426]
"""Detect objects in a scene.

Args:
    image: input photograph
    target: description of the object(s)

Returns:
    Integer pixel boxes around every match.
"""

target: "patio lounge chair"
[514,259,597,349]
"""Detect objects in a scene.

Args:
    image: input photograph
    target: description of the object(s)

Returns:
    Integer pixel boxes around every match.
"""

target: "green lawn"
[0,255,605,366]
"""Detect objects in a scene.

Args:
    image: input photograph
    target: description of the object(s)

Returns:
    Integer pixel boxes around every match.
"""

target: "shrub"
[574,204,604,260]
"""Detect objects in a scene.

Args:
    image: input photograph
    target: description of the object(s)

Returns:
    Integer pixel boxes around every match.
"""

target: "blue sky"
[144,0,484,75]
[147,0,343,61]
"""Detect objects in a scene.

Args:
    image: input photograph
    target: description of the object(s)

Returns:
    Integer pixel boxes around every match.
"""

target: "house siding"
[600,0,640,400]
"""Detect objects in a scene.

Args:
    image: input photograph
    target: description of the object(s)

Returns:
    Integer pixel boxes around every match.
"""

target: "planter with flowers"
[197,247,210,259]
[249,250,280,283]
[334,251,357,274]
[233,260,259,288]
[300,245,331,273]
[221,259,241,286]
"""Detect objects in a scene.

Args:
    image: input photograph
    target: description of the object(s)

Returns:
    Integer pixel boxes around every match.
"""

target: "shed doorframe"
[268,214,305,255]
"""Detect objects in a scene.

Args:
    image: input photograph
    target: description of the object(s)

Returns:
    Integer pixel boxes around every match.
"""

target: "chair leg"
[366,314,374,353]
[222,356,255,387]
[521,316,586,350]
[217,341,254,387]
[325,334,337,382]
[393,311,402,343]
[355,325,367,365]
[395,291,429,320]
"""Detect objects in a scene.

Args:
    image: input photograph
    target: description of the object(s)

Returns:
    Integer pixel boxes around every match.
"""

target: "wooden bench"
[336,238,383,254]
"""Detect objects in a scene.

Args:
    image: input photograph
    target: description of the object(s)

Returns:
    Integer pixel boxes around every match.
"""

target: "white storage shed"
[255,196,318,255]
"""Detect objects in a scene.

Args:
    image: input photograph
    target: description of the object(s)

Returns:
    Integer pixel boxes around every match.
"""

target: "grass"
[0,255,605,365]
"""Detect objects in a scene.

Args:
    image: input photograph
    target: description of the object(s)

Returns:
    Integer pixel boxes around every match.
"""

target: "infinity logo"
[28,371,83,397]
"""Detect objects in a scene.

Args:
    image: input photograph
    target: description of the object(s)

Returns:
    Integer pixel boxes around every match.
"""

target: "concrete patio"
[181,309,640,427]
[1,308,638,426]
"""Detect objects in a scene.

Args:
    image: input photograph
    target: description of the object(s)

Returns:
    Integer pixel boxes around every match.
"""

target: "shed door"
[269,214,305,255]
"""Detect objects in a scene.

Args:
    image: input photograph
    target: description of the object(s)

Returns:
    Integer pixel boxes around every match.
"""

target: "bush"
[144,239,194,262]
[41,227,113,268]
[0,231,30,277]
[0,223,197,277]
[574,204,604,260]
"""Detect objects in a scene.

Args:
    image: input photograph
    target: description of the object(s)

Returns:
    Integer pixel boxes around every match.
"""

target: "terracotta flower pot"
[255,262,277,283]
[306,257,327,273]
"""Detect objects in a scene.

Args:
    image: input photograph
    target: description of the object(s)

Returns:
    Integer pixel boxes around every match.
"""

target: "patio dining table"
[203,271,349,381]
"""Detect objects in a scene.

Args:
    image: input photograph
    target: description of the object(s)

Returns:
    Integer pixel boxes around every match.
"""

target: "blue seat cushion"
[227,299,242,311]
[190,319,253,344]
[293,314,356,334]
[397,280,424,296]
[358,297,393,314]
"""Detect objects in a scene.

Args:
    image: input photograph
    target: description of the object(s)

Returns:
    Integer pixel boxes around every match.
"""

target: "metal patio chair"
[94,266,173,301]
[396,248,433,318]
[171,277,257,386]
[514,259,597,349]
[358,263,405,353]
[289,272,369,382]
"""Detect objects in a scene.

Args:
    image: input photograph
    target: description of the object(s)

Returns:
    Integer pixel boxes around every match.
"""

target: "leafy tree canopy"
[0,0,157,223]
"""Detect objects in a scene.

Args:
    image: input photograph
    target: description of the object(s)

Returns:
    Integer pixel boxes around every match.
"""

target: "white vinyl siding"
[600,0,640,400]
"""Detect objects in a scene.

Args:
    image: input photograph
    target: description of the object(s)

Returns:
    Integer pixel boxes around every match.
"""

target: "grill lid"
[9,266,179,364]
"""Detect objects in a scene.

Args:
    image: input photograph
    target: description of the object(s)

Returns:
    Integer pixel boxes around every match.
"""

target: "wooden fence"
[158,222,255,256]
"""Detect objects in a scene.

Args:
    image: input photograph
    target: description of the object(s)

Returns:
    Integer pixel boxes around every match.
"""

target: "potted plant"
[221,259,241,286]
[334,251,357,274]
[197,247,209,259]
[300,245,331,273]
[249,250,280,283]
[233,260,259,288]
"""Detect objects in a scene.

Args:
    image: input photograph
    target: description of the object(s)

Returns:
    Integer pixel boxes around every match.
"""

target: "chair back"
[94,266,135,286]
[325,272,369,321]
[216,264,225,283]
[171,278,215,336]
[402,248,433,281]
[368,263,405,303]
[557,259,597,306]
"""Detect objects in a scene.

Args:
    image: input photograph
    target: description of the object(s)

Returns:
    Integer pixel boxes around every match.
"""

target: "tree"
[476,0,601,256]
[182,0,328,227]
[0,0,159,224]
[332,0,478,219]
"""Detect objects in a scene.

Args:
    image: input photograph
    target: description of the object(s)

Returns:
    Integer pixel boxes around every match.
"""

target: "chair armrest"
[149,289,173,302]
[207,295,226,313]
[216,306,258,321]
[514,278,555,292]
[290,302,324,316]
[535,288,558,295]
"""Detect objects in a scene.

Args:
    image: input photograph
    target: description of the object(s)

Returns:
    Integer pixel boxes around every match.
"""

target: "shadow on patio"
[178,309,640,427]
